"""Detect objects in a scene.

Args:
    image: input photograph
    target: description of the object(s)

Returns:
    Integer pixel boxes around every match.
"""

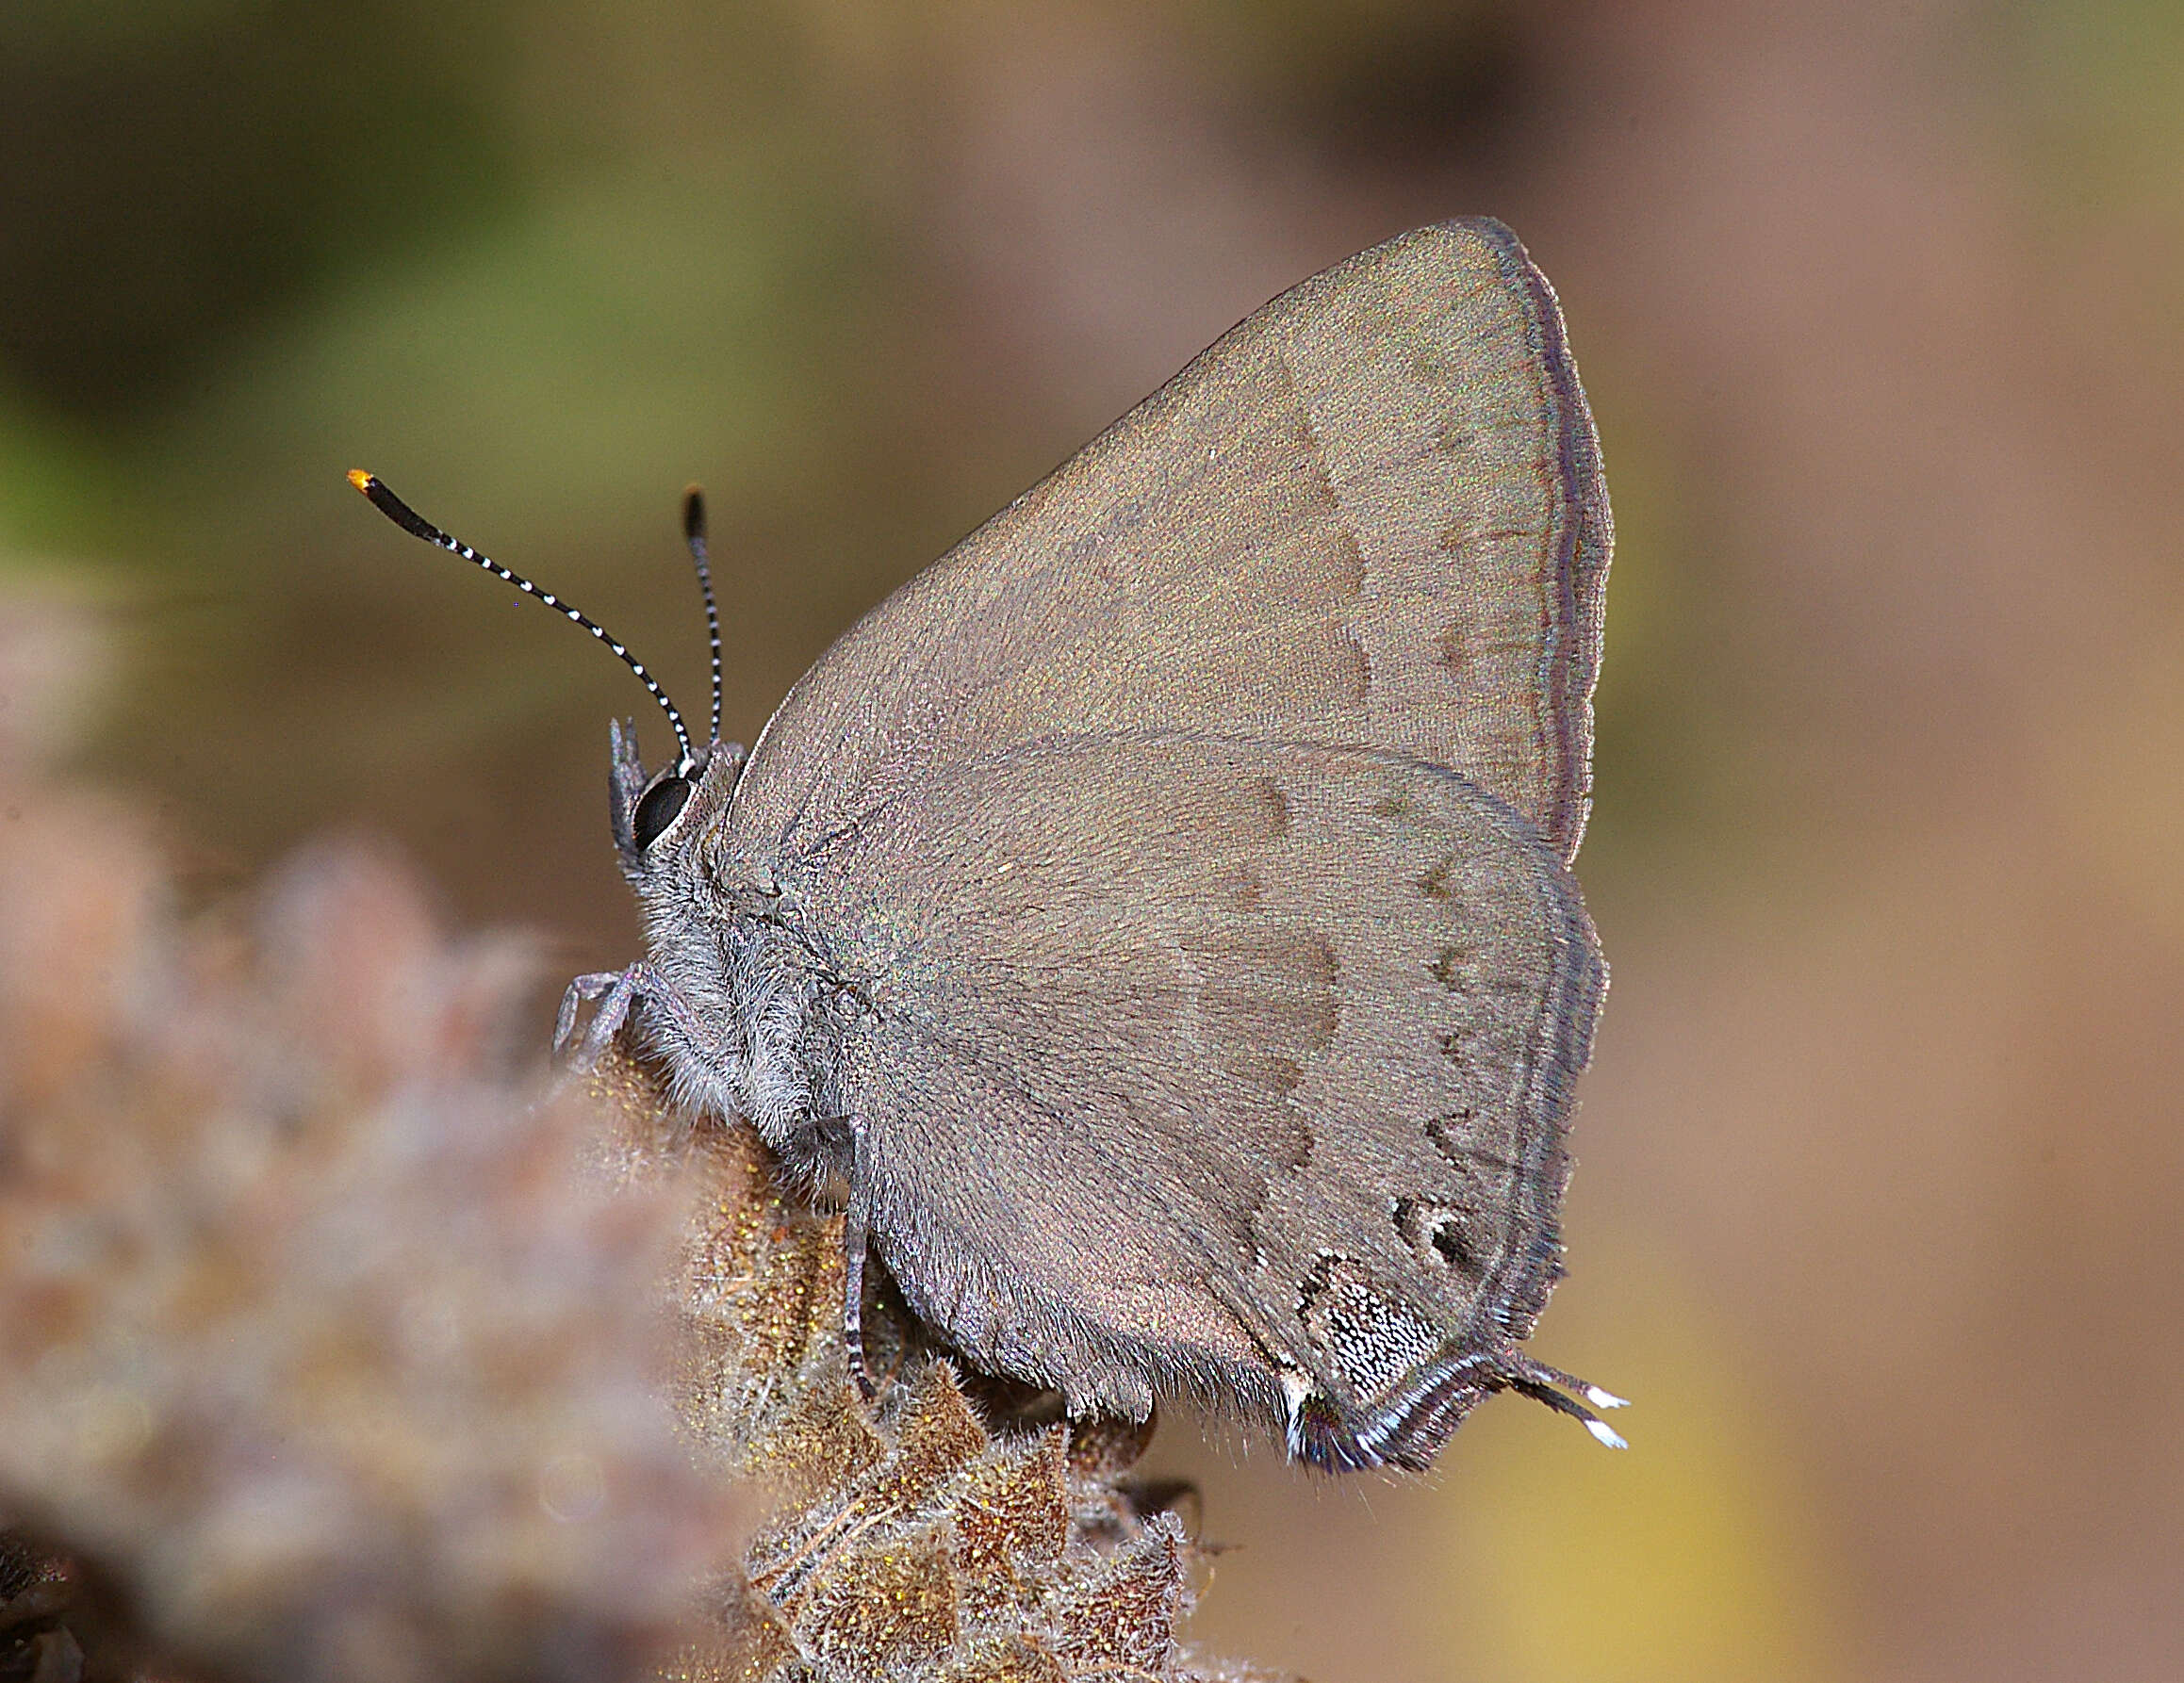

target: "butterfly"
[353,216,1623,1470]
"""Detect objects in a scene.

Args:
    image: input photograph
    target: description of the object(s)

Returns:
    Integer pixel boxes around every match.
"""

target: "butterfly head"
[608,720,746,868]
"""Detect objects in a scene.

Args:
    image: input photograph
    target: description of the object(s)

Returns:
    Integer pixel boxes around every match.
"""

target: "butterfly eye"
[632,775,692,851]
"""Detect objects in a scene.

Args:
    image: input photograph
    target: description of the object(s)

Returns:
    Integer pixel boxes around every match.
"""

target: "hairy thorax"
[630,862,854,1198]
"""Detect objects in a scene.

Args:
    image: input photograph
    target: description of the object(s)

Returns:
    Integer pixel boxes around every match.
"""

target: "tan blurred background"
[3,2,2179,1678]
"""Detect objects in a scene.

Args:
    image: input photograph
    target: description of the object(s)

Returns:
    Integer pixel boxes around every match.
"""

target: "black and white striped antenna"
[347,470,698,775]
[681,486,724,749]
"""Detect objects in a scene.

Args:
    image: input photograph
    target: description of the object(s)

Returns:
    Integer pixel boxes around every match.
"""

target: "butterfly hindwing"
[786,735,1601,1464]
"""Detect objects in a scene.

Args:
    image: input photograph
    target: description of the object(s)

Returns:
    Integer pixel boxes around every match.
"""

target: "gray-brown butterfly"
[353,217,1623,1471]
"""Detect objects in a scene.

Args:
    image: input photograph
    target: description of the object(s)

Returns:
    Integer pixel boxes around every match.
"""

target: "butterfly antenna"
[681,486,724,746]
[348,470,697,774]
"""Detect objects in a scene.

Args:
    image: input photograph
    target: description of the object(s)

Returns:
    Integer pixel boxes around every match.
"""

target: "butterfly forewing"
[734,218,1609,862]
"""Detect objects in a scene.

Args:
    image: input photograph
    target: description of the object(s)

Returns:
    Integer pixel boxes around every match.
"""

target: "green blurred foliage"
[2004,0,2184,201]
[0,0,515,421]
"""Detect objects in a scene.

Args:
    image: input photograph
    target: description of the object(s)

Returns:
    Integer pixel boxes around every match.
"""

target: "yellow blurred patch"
[1431,1238,1842,1683]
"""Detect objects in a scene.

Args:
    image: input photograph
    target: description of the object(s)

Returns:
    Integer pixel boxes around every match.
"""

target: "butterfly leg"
[553,961,718,1070]
[841,1182,876,1399]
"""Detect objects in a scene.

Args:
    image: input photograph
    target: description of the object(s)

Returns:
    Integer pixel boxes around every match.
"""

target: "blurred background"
[3,1,2179,1678]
